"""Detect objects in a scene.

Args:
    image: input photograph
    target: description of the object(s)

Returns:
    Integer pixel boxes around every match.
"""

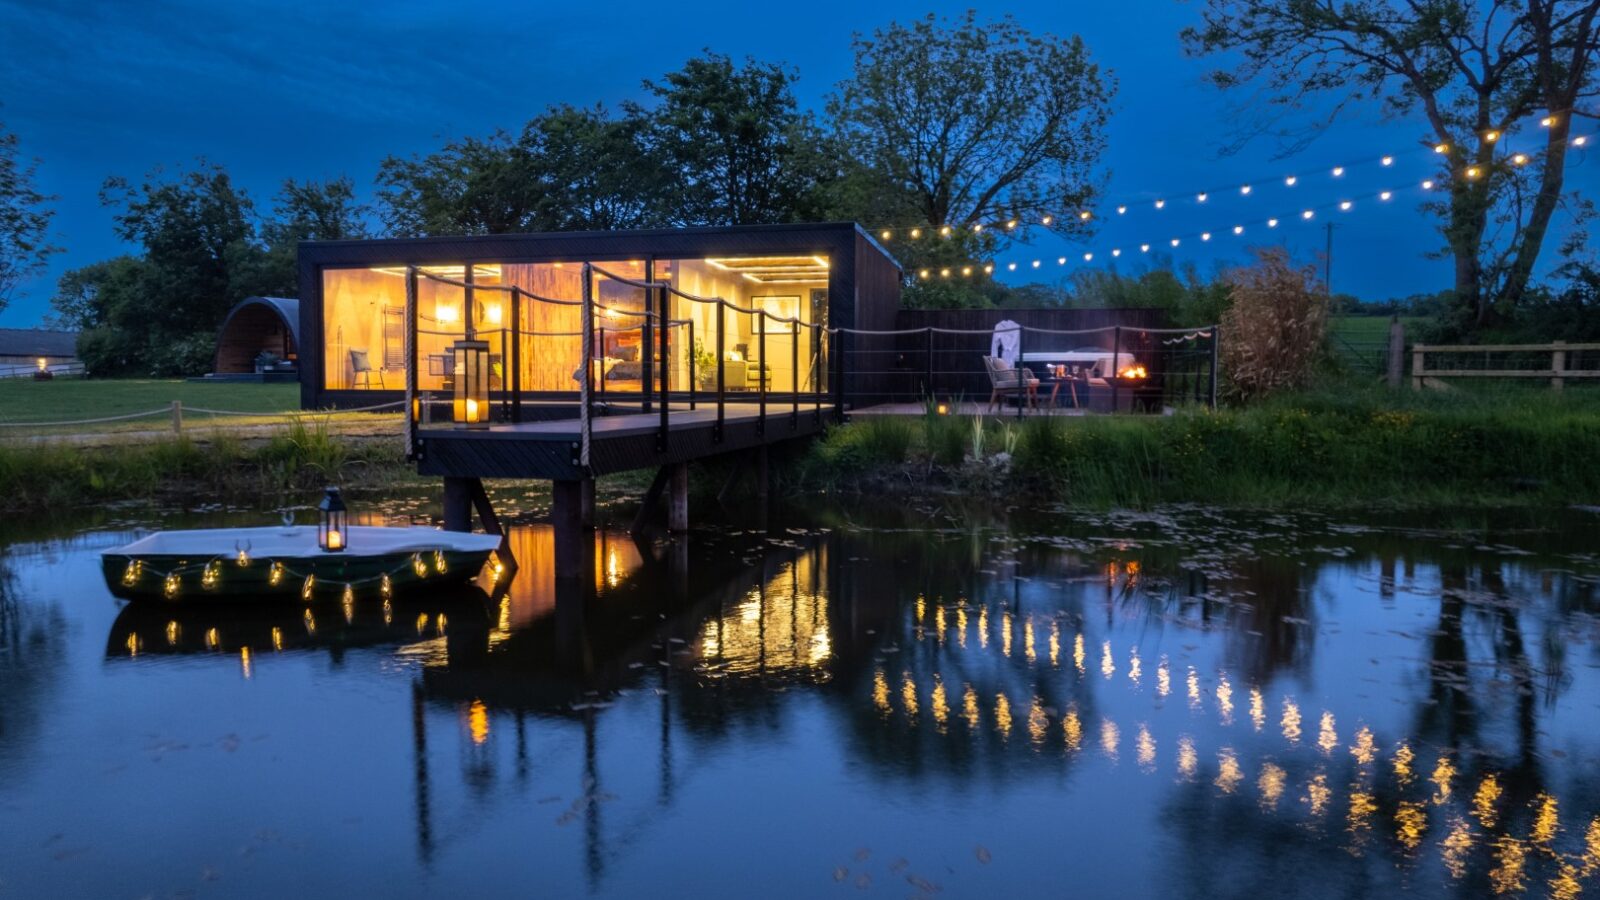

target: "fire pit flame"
[1118,364,1148,379]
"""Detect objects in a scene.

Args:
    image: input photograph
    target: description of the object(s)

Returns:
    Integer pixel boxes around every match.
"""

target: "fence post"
[170,400,183,434]
[924,327,934,403]
[1386,317,1405,389]
[1411,345,1425,391]
[1111,326,1122,414]
[1552,340,1566,391]
[1208,325,1219,410]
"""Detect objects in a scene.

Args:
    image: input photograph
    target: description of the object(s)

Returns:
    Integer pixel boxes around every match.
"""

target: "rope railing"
[0,399,404,433]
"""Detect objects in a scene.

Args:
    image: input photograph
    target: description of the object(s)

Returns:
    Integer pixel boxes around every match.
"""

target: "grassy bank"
[791,384,1600,507]
[0,419,416,512]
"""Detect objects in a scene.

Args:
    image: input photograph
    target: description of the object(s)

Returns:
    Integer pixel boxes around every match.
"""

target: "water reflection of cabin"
[298,223,901,412]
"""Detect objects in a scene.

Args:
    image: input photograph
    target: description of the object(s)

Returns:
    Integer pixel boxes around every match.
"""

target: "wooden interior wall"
[502,264,585,393]
[322,269,403,390]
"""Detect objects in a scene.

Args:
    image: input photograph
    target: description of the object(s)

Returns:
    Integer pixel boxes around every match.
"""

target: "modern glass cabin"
[297,223,901,413]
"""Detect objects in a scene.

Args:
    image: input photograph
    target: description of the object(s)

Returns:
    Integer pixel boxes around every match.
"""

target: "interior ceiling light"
[705,256,830,283]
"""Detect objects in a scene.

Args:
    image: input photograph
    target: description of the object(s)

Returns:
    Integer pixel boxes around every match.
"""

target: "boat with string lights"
[101,524,504,603]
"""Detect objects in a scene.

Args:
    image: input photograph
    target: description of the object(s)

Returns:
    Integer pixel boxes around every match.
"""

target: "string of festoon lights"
[900,127,1595,280]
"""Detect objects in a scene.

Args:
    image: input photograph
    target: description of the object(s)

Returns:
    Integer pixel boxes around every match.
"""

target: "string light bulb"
[164,572,180,599]
[1201,232,1211,241]
[939,267,950,278]
[1511,153,1529,165]
[1267,218,1279,228]
[302,574,315,601]
[1170,238,1180,247]
[1007,219,1018,229]
[1574,136,1588,146]
[381,573,392,600]
[1434,143,1450,154]
[122,560,142,586]
[411,553,427,577]
[1332,166,1345,177]
[1116,205,1127,214]
[1484,130,1500,142]
[202,561,220,590]
[1285,176,1297,186]
[1465,166,1481,179]
[1154,200,1165,209]
[1031,260,1041,268]
[909,228,922,239]
[269,561,285,586]
[1196,192,1208,202]
[1057,256,1067,265]
[1233,225,1243,235]
[235,547,249,567]
[1112,249,1121,257]
[1007,262,1017,271]
[1422,179,1435,189]
[919,269,930,279]
[973,223,984,232]
[1380,190,1393,200]
[1240,185,1252,195]
[1381,156,1394,166]
[961,266,972,276]
[1140,243,1150,252]
[1541,115,1556,127]
[1339,200,1353,210]
[939,225,951,237]
[1302,210,1315,219]
[880,229,891,240]
[1083,252,1093,262]
[983,264,994,274]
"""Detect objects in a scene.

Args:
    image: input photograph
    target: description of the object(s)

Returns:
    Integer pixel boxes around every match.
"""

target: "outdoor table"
[1018,350,1117,377]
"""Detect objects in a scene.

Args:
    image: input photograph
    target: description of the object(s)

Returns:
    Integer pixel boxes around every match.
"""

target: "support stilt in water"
[668,463,689,533]
[631,466,671,535]
[552,479,593,580]
[442,476,473,533]
[579,478,595,528]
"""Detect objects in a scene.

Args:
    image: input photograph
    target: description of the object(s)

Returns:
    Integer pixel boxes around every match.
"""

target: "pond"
[2,495,1599,898]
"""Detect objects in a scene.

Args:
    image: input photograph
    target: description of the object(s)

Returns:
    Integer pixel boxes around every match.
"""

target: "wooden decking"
[416,402,828,481]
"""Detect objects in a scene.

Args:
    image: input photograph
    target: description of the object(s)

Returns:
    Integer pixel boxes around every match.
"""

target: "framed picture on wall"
[752,295,801,333]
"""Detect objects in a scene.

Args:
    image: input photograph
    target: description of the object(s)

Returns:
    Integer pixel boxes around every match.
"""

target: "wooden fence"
[1411,341,1600,390]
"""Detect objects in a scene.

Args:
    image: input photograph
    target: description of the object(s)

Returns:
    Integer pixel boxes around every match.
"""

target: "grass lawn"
[0,379,397,439]
[1328,315,1428,343]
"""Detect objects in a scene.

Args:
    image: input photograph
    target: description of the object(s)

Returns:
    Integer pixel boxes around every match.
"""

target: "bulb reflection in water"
[1258,762,1285,810]
[1474,774,1502,828]
[1073,633,1085,675]
[271,627,283,652]
[1101,641,1115,679]
[1306,773,1331,817]
[205,627,219,650]
[1249,687,1264,731]
[1136,724,1156,772]
[1395,801,1426,851]
[1584,817,1600,871]
[415,613,429,636]
[1350,725,1376,765]
[496,598,510,633]
[901,674,919,721]
[956,608,968,648]
[977,607,988,649]
[239,647,252,680]
[933,605,946,644]
[1432,754,1456,805]
[1532,793,1560,846]
[1128,647,1142,687]
[1317,711,1338,756]
[125,632,140,657]
[1063,707,1083,752]
[1023,617,1035,663]
[1551,863,1583,900]
[1490,835,1528,894]
[1177,736,1197,780]
[873,670,890,715]
[1347,788,1378,842]
[1442,817,1474,879]
[1282,698,1303,744]
[467,699,489,745]
[963,685,980,730]
[915,595,925,623]
[1216,674,1234,725]
[1002,613,1013,658]
[1028,697,1048,745]
[931,679,948,733]
[1394,743,1416,787]
[994,693,1012,738]
[1214,748,1242,793]
[1186,667,1201,711]
[165,620,179,646]
[809,629,831,666]
[1100,718,1120,761]
[1049,621,1060,667]
[1157,657,1171,699]
[303,609,316,636]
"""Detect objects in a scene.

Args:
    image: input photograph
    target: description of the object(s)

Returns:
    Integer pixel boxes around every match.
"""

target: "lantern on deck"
[452,339,491,429]
[318,486,348,553]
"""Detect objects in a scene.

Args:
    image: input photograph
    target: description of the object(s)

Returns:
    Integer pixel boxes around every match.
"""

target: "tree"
[1183,0,1600,328]
[825,10,1114,305]
[252,176,371,296]
[523,104,667,230]
[375,131,543,236]
[638,53,820,226]
[0,118,59,315]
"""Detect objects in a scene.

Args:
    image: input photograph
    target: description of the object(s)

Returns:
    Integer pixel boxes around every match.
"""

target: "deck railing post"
[405,266,419,458]
[1017,324,1026,420]
[757,312,767,435]
[925,326,934,404]
[688,318,697,411]
[791,320,799,431]
[813,324,823,424]
[579,263,594,472]
[598,324,607,394]
[1111,326,1122,415]
[658,284,669,451]
[716,302,726,442]
[510,286,522,422]
[641,262,653,416]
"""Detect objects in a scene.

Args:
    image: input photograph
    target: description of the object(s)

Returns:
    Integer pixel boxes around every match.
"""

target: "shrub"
[1220,247,1329,402]
[922,403,968,466]
[856,415,914,464]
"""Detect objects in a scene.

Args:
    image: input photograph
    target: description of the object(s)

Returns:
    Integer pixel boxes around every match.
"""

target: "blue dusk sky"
[0,0,1590,325]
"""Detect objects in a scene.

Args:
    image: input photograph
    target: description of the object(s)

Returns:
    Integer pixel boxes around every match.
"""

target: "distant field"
[0,379,301,424]
[1328,316,1428,343]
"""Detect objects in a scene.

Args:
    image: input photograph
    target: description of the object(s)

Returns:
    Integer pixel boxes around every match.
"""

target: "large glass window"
[662,255,829,394]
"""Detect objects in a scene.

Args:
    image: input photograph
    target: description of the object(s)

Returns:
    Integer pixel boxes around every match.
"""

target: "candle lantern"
[452,339,491,429]
[318,486,348,553]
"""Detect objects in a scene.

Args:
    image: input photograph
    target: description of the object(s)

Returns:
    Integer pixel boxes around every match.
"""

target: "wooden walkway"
[417,402,826,481]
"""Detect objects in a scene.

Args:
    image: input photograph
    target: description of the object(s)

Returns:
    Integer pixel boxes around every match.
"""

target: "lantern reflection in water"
[695,551,830,680]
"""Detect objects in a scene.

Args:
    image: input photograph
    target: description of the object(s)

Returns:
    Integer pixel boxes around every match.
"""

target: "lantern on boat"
[318,486,348,553]
[452,338,491,429]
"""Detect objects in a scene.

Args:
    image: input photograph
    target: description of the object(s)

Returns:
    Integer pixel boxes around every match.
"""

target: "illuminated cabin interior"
[300,224,901,410]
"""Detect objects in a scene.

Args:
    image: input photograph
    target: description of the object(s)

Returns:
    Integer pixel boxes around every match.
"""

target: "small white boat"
[103,526,504,603]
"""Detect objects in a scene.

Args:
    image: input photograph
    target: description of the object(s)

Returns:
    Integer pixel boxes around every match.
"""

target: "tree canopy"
[0,118,59,316]
[1183,0,1600,329]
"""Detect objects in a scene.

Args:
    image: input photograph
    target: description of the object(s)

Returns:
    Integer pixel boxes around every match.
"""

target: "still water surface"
[2,497,1599,898]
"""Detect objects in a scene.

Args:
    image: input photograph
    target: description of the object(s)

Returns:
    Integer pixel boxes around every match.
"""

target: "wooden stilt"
[466,479,516,571]
[668,463,689,533]
[716,453,751,506]
[442,477,473,532]
[552,479,590,581]
[579,478,596,528]
[631,466,671,535]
